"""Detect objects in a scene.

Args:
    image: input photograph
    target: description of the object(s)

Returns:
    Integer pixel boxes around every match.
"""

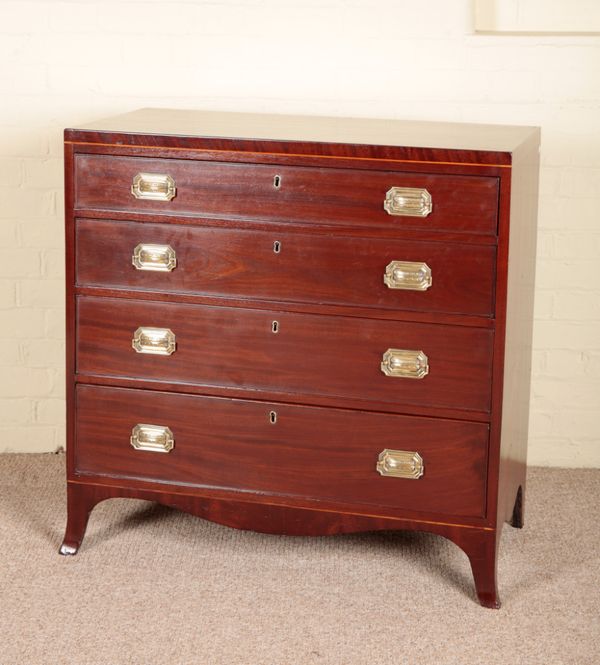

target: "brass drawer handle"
[381,348,429,379]
[131,173,176,201]
[384,261,432,291]
[376,449,424,479]
[132,327,176,356]
[384,187,432,217]
[132,243,177,272]
[131,424,174,453]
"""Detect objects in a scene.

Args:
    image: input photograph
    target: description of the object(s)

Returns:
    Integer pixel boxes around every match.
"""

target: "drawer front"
[76,218,496,317]
[75,385,489,518]
[76,296,494,413]
[74,154,499,235]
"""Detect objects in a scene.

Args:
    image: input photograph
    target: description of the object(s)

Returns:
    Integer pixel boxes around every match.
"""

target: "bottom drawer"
[74,385,489,519]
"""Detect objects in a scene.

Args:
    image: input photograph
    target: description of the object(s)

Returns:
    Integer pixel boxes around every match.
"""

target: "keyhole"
[273,240,281,254]
[273,175,281,189]
[271,320,279,333]
[269,410,277,424]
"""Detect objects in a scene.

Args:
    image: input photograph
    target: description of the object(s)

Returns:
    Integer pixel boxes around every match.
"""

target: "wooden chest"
[60,109,540,608]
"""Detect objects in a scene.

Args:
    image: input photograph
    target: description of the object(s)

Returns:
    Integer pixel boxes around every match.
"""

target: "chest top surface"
[66,108,539,166]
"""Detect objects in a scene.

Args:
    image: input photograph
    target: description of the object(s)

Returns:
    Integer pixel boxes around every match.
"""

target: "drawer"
[75,385,489,518]
[76,296,494,413]
[76,218,496,317]
[74,154,499,235]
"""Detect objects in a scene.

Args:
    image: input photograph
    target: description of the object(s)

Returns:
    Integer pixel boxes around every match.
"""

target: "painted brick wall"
[0,0,598,466]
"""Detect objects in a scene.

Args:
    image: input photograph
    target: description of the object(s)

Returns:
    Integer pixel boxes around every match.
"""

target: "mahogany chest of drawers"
[60,109,540,608]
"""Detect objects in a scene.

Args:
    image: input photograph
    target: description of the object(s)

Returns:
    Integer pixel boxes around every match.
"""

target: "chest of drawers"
[60,109,540,608]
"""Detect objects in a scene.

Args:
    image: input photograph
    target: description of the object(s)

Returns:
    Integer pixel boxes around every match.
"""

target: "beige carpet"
[0,454,598,665]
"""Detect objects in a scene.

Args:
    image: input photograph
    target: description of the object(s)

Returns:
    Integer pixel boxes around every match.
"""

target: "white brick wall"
[0,0,598,466]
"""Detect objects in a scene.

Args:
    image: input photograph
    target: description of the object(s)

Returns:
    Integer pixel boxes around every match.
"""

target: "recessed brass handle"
[132,327,176,356]
[384,187,432,217]
[384,261,432,291]
[376,449,424,479]
[131,173,176,201]
[381,349,429,379]
[130,424,174,453]
[132,244,177,272]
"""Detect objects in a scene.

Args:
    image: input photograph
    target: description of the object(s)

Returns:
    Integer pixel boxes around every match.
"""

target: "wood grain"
[76,295,494,414]
[66,107,538,165]
[61,108,540,608]
[76,217,496,317]
[75,384,489,518]
[74,154,499,235]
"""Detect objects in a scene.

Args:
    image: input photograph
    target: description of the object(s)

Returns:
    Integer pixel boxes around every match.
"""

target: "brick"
[538,197,599,230]
[530,350,546,376]
[0,64,47,95]
[44,309,65,339]
[18,220,64,249]
[35,398,65,425]
[0,339,20,365]
[0,280,16,308]
[0,3,51,34]
[540,67,600,104]
[535,232,553,259]
[544,132,600,168]
[0,398,33,425]
[535,259,600,291]
[47,66,99,95]
[551,410,600,441]
[543,350,588,378]
[547,232,600,260]
[37,33,122,66]
[55,424,66,452]
[48,369,66,399]
[0,34,33,63]
[528,438,599,468]
[559,167,600,199]
[48,129,66,158]
[41,249,65,278]
[0,158,23,187]
[527,410,553,437]
[531,378,600,411]
[8,309,46,338]
[0,189,55,219]
[21,339,65,368]
[0,7,598,466]
[532,291,553,320]
[0,127,48,157]
[533,322,600,350]
[0,219,18,246]
[0,367,53,398]
[47,2,100,34]
[22,158,63,189]
[0,427,57,454]
[585,352,600,376]
[553,293,600,321]
[485,70,543,104]
[18,279,64,308]
[0,249,40,277]
[537,167,561,200]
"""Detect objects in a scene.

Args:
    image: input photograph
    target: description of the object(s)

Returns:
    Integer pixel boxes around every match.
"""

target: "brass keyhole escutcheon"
[269,410,277,424]
[273,174,282,189]
[271,321,279,334]
[273,240,281,254]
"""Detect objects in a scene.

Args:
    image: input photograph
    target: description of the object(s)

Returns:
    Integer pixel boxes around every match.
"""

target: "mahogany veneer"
[76,218,497,317]
[75,154,499,234]
[76,295,494,414]
[61,108,540,608]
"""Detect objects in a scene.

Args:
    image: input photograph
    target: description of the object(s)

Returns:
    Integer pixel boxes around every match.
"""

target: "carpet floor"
[0,454,598,665]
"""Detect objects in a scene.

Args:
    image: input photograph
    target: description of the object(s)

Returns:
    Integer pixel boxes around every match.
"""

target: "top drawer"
[74,155,499,235]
